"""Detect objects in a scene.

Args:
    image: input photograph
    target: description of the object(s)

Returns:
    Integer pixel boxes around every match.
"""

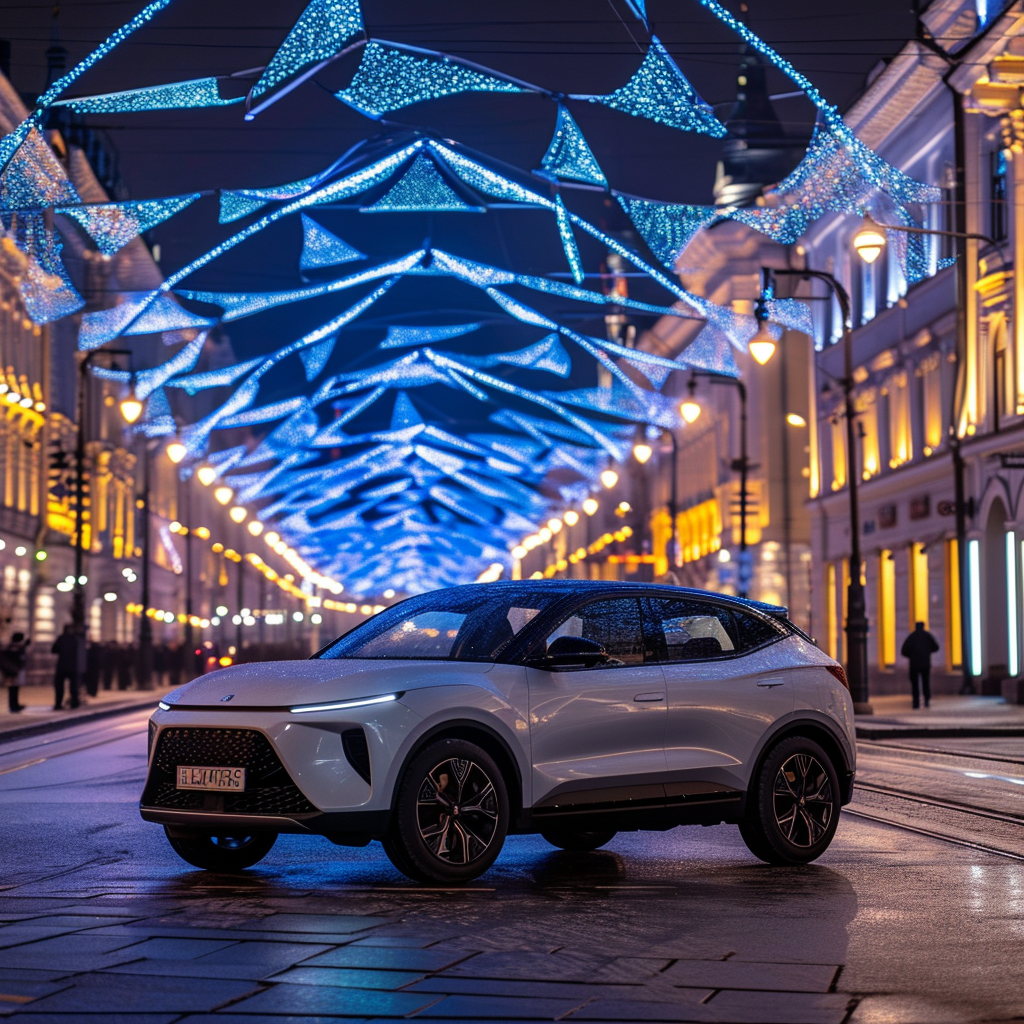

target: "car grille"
[142,727,318,816]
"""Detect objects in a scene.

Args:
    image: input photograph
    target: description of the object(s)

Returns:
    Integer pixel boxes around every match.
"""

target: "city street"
[1,711,1022,1024]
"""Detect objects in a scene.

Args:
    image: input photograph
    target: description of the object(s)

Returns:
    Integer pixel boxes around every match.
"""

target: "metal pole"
[138,439,152,689]
[183,473,193,659]
[737,379,749,598]
[667,429,678,570]
[235,543,243,655]
[766,268,871,712]
[72,354,88,630]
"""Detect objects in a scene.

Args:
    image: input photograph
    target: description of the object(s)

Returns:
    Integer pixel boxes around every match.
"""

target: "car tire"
[541,829,617,852]
[164,827,276,871]
[739,736,841,865]
[383,737,509,884]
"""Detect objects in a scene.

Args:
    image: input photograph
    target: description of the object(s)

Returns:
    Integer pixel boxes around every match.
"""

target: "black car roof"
[435,579,789,620]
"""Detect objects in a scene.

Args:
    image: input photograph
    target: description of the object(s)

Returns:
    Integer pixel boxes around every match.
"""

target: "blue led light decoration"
[336,41,524,119]
[572,37,725,136]
[299,214,365,269]
[380,323,481,349]
[361,153,483,212]
[617,195,716,270]
[56,78,241,114]
[0,128,79,210]
[250,0,364,103]
[554,195,585,285]
[59,195,199,256]
[536,105,606,187]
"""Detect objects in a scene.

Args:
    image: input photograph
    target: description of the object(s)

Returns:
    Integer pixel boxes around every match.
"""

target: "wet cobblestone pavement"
[1,711,1023,1023]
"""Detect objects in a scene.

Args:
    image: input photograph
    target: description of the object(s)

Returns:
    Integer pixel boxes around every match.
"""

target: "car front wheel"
[383,738,509,883]
[164,827,276,871]
[739,736,841,865]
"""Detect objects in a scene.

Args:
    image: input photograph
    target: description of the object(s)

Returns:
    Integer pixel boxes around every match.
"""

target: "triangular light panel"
[250,0,364,102]
[536,105,606,187]
[576,36,725,135]
[58,77,242,114]
[300,335,337,380]
[361,153,483,213]
[618,195,715,270]
[60,195,200,256]
[555,196,585,285]
[299,213,365,269]
[336,41,522,119]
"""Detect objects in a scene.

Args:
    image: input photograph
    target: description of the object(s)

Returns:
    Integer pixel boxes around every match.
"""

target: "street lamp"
[851,218,887,264]
[119,382,143,426]
[632,441,653,465]
[197,465,217,486]
[765,266,870,713]
[747,321,778,366]
[166,441,187,465]
[214,486,233,506]
[600,469,619,489]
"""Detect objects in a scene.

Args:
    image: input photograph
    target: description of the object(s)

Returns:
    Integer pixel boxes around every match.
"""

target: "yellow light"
[600,469,618,489]
[786,413,807,428]
[212,542,224,554]
[214,486,233,505]
[564,510,579,526]
[265,531,280,546]
[617,501,631,513]
[511,545,527,560]
[119,395,143,424]
[5,391,19,404]
[169,521,181,534]
[547,517,563,533]
[853,219,887,265]
[583,498,599,516]
[538,527,552,542]
[681,400,701,424]
[197,465,217,486]
[34,401,45,412]
[166,442,187,464]
[748,323,777,366]
[194,526,210,540]
[219,656,233,667]
[229,506,247,523]
[633,443,653,464]
[247,520,264,536]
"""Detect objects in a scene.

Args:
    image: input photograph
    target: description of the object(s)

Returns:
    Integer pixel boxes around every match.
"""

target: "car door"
[646,596,793,777]
[527,596,668,806]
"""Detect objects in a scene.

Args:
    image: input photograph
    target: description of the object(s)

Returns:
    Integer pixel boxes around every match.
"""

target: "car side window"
[731,609,784,651]
[646,598,736,662]
[544,598,644,668]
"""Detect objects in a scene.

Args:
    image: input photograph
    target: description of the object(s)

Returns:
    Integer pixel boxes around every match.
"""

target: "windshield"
[316,588,560,662]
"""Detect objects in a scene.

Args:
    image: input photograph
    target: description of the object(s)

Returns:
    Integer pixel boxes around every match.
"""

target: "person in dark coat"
[52,624,80,710]
[102,641,116,690]
[2,632,29,713]
[116,643,134,691]
[901,621,940,709]
[85,641,101,698]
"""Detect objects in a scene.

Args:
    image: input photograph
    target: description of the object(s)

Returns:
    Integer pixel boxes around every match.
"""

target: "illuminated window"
[1008,532,1018,677]
[945,538,962,671]
[969,538,982,678]
[859,399,880,480]
[825,562,838,660]
[909,542,929,629]
[887,373,912,467]
[920,354,943,451]
[878,550,896,668]
[830,418,847,490]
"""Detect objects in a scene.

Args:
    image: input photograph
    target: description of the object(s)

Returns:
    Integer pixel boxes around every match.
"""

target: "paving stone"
[591,957,675,983]
[0,926,78,949]
[350,935,443,948]
[218,983,437,1017]
[440,950,611,982]
[178,1017,368,1024]
[301,946,471,973]
[0,978,71,1009]
[847,994,975,1024]
[0,950,143,972]
[103,959,290,982]
[413,993,591,1019]
[236,913,385,935]
[5,1016,179,1024]
[662,960,840,993]
[20,974,264,1014]
[706,990,853,1024]
[0,933,141,957]
[270,966,425,990]
[566,999,717,1021]
[10,914,142,928]
[0,968,70,982]
[405,977,666,1001]
[111,936,241,960]
[84,924,333,942]
[195,940,335,971]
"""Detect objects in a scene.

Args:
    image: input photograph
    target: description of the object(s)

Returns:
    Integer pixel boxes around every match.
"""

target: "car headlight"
[158,701,172,711]
[289,693,399,715]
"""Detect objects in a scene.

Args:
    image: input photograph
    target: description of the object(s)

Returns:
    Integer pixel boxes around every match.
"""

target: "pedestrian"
[85,641,101,698]
[1,632,30,713]
[116,643,133,691]
[901,621,940,710]
[52,623,80,710]
[101,641,115,691]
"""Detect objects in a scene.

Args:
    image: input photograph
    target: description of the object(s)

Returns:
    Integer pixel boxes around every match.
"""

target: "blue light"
[299,213,365,269]
[58,78,241,114]
[617,195,715,270]
[554,195,585,285]
[59,195,199,255]
[380,323,481,349]
[361,153,483,212]
[536,105,607,187]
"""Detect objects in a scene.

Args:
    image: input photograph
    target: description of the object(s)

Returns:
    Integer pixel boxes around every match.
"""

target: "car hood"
[162,658,494,709]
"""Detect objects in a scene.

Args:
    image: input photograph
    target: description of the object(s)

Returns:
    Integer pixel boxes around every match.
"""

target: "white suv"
[141,580,855,882]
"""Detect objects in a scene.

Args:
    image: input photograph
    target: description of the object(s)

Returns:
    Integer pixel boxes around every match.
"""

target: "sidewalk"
[856,693,1024,739]
[0,685,159,744]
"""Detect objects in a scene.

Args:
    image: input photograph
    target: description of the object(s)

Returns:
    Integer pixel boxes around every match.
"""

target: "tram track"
[858,738,1024,767]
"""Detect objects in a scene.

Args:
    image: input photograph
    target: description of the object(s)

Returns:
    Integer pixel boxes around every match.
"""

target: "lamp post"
[73,349,139,631]
[853,215,1000,696]
[138,435,153,689]
[166,441,194,675]
[765,267,871,713]
[634,427,680,572]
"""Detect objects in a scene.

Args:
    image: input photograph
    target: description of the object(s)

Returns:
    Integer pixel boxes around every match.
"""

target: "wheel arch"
[391,718,525,825]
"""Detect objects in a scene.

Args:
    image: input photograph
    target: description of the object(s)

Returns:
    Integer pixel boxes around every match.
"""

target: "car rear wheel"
[541,829,617,852]
[164,827,276,871]
[383,738,509,883]
[739,736,841,865]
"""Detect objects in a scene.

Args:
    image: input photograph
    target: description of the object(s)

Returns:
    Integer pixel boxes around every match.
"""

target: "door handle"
[634,692,665,702]
[757,677,785,688]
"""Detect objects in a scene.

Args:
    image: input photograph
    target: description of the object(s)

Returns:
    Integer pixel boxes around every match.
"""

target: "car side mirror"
[532,635,609,670]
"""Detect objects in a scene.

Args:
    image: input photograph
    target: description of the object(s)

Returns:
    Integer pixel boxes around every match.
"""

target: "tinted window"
[318,589,558,661]
[647,598,782,661]
[545,598,644,667]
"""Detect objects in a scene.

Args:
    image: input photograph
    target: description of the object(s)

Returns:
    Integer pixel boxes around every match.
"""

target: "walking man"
[901,621,939,709]
[2,632,30,713]
[52,624,80,710]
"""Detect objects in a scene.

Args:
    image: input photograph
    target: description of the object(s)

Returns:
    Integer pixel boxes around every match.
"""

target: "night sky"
[2,0,920,426]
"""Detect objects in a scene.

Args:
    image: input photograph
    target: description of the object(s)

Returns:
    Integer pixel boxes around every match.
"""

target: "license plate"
[176,766,246,791]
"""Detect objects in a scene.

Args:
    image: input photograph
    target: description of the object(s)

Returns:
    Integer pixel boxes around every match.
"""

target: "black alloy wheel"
[164,827,277,871]
[738,735,841,865]
[383,737,509,883]
[541,829,617,852]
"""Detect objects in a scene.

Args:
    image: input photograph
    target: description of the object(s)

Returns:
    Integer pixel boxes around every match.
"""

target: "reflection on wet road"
[0,715,1022,1022]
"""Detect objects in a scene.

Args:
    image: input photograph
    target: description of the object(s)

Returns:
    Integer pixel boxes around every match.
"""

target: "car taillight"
[826,664,849,690]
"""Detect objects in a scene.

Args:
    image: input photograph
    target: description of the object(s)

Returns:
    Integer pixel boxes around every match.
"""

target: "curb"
[0,698,157,745]
[857,725,1024,740]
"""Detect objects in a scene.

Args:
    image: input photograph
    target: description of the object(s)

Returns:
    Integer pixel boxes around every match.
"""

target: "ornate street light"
[166,441,187,464]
